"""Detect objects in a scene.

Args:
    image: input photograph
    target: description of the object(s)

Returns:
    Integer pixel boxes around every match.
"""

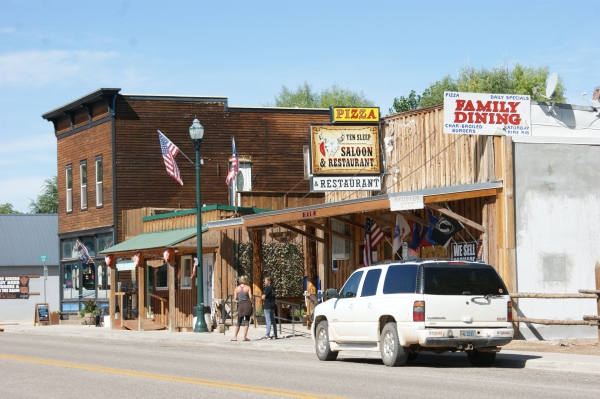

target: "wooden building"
[42,88,330,315]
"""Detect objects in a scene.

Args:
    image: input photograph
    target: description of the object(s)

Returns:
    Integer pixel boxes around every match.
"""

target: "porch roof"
[99,226,207,255]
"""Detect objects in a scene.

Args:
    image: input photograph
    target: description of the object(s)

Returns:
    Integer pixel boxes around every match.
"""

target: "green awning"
[99,226,207,255]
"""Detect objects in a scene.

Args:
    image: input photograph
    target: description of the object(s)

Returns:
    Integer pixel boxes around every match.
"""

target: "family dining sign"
[443,91,531,136]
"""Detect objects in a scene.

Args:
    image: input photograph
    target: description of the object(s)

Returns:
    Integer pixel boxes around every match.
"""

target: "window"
[383,265,418,294]
[66,165,72,213]
[360,269,382,297]
[80,160,87,210]
[61,239,77,260]
[423,265,508,296]
[180,256,192,289]
[155,262,168,290]
[332,219,351,260]
[95,156,103,207]
[339,271,364,298]
[96,233,113,253]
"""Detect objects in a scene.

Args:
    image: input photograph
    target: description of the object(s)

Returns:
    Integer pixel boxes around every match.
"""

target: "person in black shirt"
[261,277,277,339]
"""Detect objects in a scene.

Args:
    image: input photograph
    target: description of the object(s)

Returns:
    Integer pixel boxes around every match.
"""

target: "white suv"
[312,260,513,367]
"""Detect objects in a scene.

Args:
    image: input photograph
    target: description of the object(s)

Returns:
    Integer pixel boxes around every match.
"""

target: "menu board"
[0,276,29,299]
[35,303,50,325]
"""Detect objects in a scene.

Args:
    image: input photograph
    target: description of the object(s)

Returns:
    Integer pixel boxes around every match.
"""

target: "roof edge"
[42,88,121,120]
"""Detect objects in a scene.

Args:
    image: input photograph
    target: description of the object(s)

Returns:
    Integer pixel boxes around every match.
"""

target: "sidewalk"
[2,321,600,374]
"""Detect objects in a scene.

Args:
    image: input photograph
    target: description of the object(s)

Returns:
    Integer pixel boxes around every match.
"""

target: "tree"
[29,175,58,214]
[389,63,566,115]
[388,90,422,114]
[0,203,21,214]
[268,81,374,108]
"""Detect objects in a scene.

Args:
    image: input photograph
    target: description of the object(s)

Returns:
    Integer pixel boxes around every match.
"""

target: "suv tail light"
[413,301,425,322]
[507,301,513,322]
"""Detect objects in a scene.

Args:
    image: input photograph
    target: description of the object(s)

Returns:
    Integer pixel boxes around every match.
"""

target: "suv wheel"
[467,350,496,367]
[315,321,338,361]
[380,322,409,367]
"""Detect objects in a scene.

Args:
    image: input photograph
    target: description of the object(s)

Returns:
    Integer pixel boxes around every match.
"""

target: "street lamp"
[189,115,208,333]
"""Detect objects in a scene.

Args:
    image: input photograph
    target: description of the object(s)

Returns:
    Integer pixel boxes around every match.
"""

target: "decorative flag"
[393,214,411,254]
[191,257,198,278]
[429,214,464,248]
[409,219,429,250]
[426,209,439,246]
[158,130,183,185]
[225,138,239,185]
[364,217,385,266]
[75,240,93,264]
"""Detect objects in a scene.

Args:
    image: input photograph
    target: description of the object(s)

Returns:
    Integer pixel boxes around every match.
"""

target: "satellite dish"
[545,73,558,98]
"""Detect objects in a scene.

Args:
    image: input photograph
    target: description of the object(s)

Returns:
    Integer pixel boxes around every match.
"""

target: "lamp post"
[189,115,208,333]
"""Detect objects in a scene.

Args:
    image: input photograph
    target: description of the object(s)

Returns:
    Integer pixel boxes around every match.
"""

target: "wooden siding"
[57,120,114,234]
[239,191,325,211]
[113,98,329,243]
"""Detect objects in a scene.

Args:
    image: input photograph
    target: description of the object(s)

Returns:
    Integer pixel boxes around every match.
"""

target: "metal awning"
[99,226,207,255]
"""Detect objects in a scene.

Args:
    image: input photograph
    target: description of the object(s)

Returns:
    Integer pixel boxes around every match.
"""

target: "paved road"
[1,333,599,399]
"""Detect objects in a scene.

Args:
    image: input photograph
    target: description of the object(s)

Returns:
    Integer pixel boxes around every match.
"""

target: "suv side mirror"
[325,288,339,298]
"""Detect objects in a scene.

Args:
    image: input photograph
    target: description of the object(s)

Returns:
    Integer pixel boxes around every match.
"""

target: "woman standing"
[232,276,252,341]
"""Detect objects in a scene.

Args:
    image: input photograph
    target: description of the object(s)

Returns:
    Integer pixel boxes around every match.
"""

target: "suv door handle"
[367,303,372,309]
[349,304,353,310]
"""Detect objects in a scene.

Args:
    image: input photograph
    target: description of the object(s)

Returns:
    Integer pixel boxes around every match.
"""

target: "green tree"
[268,81,374,108]
[0,203,21,214]
[29,175,58,214]
[389,63,566,115]
[388,90,422,114]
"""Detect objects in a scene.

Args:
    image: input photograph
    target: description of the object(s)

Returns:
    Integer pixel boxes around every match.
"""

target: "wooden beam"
[363,212,395,229]
[397,211,428,226]
[276,223,326,244]
[252,230,263,310]
[301,220,352,241]
[331,216,364,230]
[428,203,486,233]
[424,188,498,204]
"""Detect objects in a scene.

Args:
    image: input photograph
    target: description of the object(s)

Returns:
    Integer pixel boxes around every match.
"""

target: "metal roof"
[0,214,59,267]
[99,226,206,255]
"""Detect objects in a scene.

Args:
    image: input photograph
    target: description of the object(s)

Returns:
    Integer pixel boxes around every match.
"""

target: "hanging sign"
[311,176,381,192]
[389,195,424,211]
[0,276,29,299]
[330,107,380,124]
[450,242,479,262]
[444,92,531,136]
[310,125,381,175]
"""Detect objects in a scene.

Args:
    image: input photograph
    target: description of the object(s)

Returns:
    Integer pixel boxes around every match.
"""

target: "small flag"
[158,130,183,185]
[393,214,411,254]
[364,217,385,266]
[75,240,93,264]
[225,138,239,185]
[191,257,198,278]
[429,214,464,248]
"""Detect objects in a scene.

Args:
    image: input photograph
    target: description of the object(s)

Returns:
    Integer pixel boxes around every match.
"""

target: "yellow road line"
[0,354,346,399]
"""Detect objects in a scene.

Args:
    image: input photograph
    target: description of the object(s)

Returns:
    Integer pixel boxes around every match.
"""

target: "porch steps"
[121,319,166,331]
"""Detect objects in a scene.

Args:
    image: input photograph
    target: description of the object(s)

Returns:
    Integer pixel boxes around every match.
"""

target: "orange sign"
[330,107,379,123]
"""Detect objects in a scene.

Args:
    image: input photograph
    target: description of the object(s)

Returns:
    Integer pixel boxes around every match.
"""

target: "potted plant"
[254,307,265,325]
[80,299,99,325]
[50,310,61,325]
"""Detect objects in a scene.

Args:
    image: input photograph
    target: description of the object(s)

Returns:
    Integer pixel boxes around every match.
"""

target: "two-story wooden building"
[42,88,329,315]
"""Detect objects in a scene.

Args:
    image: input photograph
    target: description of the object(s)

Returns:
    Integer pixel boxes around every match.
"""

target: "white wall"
[0,266,60,321]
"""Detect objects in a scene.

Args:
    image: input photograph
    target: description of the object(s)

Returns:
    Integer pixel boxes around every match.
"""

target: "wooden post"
[305,225,317,328]
[168,260,175,332]
[138,264,145,331]
[109,264,117,330]
[596,262,600,342]
[252,229,263,311]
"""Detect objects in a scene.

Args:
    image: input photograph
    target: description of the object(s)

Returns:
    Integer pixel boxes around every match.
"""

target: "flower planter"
[50,313,60,325]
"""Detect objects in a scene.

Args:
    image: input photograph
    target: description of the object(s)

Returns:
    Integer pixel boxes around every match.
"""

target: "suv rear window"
[383,265,418,294]
[424,265,508,296]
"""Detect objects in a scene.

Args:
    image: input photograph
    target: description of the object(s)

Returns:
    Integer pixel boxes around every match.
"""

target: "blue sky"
[1,0,598,213]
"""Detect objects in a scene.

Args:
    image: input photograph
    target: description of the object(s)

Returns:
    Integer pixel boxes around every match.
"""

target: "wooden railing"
[148,293,168,328]
[511,290,600,340]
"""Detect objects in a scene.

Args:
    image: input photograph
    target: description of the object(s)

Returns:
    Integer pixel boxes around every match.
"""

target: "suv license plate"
[460,330,476,337]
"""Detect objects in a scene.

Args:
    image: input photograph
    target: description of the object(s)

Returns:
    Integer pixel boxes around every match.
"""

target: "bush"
[80,299,99,317]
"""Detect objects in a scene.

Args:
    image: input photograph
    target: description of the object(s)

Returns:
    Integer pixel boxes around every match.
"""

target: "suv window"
[424,265,508,295]
[360,269,382,297]
[339,271,364,298]
[383,265,418,294]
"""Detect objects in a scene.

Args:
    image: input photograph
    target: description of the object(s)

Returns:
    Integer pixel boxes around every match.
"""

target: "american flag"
[364,217,385,266]
[225,138,239,185]
[158,130,183,185]
[75,240,94,265]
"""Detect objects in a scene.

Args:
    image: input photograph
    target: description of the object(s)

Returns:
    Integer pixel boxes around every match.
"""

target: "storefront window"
[62,263,79,299]
[81,237,95,257]
[97,260,110,299]
[82,263,96,295]
[62,239,78,260]
[97,233,113,252]
[155,262,168,290]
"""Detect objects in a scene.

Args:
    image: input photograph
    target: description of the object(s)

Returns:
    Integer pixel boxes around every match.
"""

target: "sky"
[1,0,599,213]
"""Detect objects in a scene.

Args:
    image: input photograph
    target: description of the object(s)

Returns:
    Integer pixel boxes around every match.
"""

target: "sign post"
[38,255,49,303]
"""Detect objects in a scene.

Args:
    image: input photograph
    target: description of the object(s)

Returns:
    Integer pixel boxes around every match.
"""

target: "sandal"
[231,339,237,341]
[243,338,250,341]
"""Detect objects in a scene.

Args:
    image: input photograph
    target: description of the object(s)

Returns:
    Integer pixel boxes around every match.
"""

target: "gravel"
[505,338,600,356]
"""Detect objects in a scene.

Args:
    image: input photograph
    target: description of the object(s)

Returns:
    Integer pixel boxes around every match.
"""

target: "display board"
[0,276,30,299]
[34,303,50,326]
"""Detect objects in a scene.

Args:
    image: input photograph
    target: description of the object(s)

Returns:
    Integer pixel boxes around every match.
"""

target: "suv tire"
[380,322,409,367]
[315,321,338,361]
[467,349,496,367]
